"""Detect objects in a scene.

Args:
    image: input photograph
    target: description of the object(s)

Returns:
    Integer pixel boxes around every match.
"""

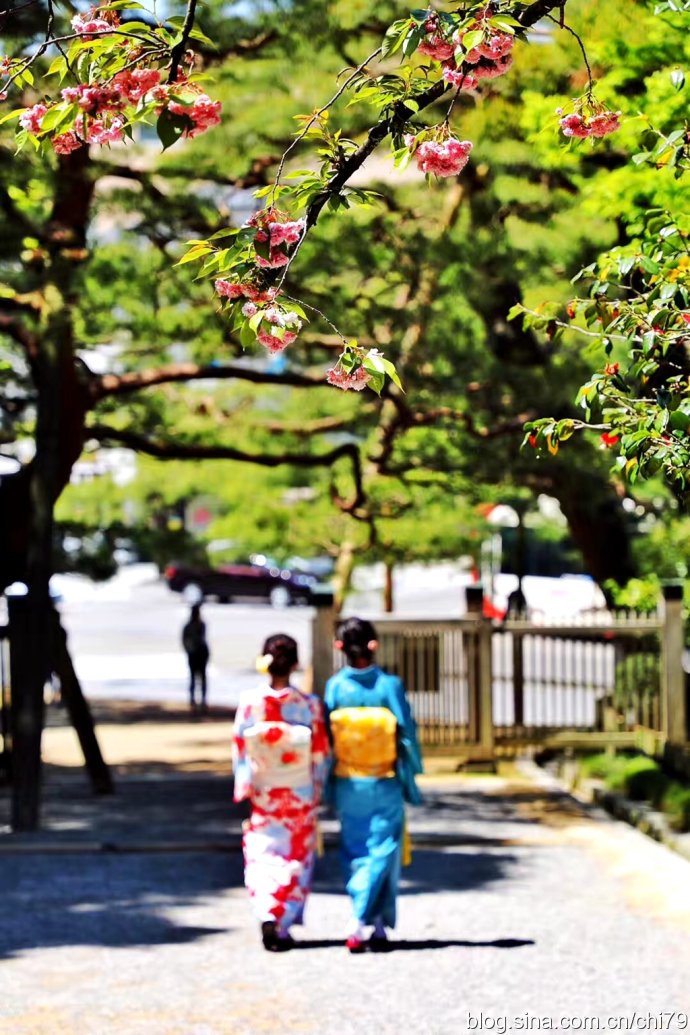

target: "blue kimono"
[324,665,423,928]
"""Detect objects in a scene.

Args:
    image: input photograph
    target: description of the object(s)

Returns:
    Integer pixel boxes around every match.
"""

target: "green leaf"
[176,245,213,266]
[366,370,385,396]
[239,320,256,349]
[0,108,25,126]
[156,109,189,151]
[382,358,404,391]
[461,29,484,51]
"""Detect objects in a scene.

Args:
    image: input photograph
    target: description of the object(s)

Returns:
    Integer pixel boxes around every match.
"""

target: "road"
[56,565,472,709]
[2,769,690,1034]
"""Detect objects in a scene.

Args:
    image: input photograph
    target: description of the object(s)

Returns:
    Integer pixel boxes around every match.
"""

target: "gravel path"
[2,774,690,1034]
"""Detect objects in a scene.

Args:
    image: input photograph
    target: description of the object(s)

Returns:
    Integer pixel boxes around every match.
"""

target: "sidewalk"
[1,702,690,1035]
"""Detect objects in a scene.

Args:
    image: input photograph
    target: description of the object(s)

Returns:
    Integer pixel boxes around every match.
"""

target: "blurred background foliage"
[2,0,689,604]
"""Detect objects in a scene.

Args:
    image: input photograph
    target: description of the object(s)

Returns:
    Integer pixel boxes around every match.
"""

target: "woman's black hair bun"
[262,633,299,677]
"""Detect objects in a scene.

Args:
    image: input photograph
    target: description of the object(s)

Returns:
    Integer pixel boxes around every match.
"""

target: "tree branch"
[273,0,570,276]
[93,361,328,400]
[168,0,199,82]
[87,423,365,510]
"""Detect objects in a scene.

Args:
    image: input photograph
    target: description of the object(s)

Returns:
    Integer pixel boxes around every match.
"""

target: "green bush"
[661,785,690,833]
[580,753,628,782]
[620,758,669,806]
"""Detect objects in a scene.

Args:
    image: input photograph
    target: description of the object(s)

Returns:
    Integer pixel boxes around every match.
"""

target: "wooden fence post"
[512,632,524,728]
[660,582,687,745]
[478,618,495,758]
[309,589,335,698]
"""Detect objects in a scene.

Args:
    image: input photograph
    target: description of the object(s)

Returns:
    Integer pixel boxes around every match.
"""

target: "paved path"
[2,759,690,1034]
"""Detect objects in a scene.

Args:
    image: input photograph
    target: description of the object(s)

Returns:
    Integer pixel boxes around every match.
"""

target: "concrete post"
[660,582,686,744]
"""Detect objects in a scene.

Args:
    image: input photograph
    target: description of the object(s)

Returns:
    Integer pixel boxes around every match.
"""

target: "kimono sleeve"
[385,674,424,804]
[231,694,255,803]
[308,695,330,800]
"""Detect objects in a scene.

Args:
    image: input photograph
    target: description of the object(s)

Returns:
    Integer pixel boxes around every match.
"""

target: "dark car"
[164,561,316,607]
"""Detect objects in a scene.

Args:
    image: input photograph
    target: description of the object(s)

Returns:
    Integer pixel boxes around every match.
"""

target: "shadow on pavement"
[292,937,535,951]
[0,851,241,961]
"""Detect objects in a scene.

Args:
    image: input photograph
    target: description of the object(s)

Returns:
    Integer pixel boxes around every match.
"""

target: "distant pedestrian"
[232,634,329,951]
[182,604,209,711]
[324,617,423,953]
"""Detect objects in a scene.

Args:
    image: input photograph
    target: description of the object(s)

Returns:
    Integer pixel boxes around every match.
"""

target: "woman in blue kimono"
[324,617,423,953]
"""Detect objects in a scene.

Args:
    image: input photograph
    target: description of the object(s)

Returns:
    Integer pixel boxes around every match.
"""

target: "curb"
[522,756,690,866]
[592,787,690,865]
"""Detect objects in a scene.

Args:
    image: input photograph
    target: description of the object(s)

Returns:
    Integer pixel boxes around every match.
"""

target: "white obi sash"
[244,721,312,790]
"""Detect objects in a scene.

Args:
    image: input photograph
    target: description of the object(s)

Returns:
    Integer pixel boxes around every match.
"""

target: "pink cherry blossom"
[257,328,298,352]
[478,32,514,60]
[72,7,118,34]
[242,301,258,317]
[215,279,245,299]
[442,65,478,90]
[52,131,83,155]
[113,68,161,102]
[88,116,125,145]
[256,250,289,269]
[418,34,455,62]
[414,136,473,177]
[19,103,47,134]
[588,111,621,137]
[473,54,513,79]
[559,108,621,139]
[269,219,304,247]
[169,94,222,138]
[326,366,372,391]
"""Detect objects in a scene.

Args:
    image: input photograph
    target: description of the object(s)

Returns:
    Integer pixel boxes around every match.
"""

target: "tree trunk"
[8,149,96,830]
[333,540,356,615]
[383,559,394,613]
[549,468,636,586]
[52,608,113,795]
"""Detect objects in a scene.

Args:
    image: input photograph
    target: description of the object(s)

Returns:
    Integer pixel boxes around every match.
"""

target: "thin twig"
[168,0,199,82]
[270,45,383,203]
[283,293,349,345]
[547,12,594,96]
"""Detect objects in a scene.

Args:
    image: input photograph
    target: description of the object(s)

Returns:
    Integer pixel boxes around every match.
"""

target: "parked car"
[164,560,317,607]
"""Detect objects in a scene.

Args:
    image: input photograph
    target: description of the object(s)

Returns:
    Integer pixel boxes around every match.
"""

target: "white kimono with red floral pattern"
[232,685,329,933]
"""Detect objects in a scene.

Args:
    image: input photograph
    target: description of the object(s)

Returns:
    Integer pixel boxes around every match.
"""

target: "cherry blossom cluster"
[72,6,120,34]
[247,208,305,269]
[214,265,304,355]
[418,17,455,61]
[558,102,621,139]
[215,280,277,303]
[417,10,514,94]
[17,72,220,154]
[326,365,372,391]
[406,131,473,177]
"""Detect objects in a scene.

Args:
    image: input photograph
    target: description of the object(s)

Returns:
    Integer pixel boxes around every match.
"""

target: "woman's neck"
[350,658,374,670]
[269,676,290,690]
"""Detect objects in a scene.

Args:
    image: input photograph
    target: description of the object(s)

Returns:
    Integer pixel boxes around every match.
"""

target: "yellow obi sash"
[329,707,397,779]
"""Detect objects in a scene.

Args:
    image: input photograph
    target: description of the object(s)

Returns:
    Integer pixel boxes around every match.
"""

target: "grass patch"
[579,752,690,832]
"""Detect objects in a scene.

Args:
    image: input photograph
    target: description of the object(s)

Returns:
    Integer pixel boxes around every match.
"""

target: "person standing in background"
[182,603,210,712]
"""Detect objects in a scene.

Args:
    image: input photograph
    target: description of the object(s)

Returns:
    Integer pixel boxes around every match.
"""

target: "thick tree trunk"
[8,149,96,829]
[549,468,636,587]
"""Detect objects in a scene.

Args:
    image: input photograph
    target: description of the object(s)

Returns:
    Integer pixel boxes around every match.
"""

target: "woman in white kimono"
[233,634,329,951]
